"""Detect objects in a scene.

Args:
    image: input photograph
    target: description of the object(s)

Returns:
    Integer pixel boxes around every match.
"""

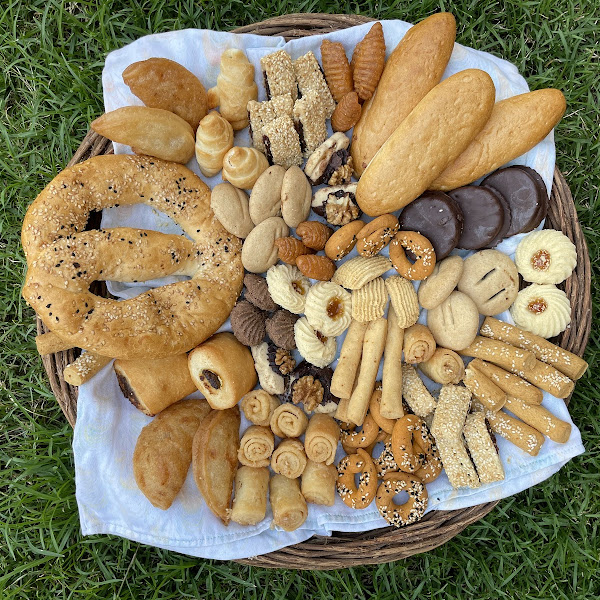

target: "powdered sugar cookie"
[510,284,571,338]
[294,317,337,367]
[304,281,352,337]
[266,264,310,314]
[515,230,577,284]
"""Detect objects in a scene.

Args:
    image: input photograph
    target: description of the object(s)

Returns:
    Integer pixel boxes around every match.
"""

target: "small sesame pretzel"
[337,448,378,509]
[356,214,399,257]
[391,414,431,474]
[341,412,380,449]
[373,435,398,478]
[390,231,436,281]
[375,471,428,527]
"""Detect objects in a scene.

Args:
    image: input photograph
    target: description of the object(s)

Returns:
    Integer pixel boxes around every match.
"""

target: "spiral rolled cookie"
[240,389,280,426]
[304,414,340,465]
[237,425,275,468]
[403,323,436,364]
[419,347,465,385]
[270,403,309,438]
[271,438,308,479]
[22,155,243,360]
[510,284,571,338]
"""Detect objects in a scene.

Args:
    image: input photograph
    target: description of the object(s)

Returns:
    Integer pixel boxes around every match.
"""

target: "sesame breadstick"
[430,384,471,443]
[462,363,506,412]
[463,412,505,484]
[401,364,437,418]
[480,317,588,380]
[63,352,112,386]
[510,359,575,400]
[469,359,543,405]
[458,337,537,374]
[504,396,571,443]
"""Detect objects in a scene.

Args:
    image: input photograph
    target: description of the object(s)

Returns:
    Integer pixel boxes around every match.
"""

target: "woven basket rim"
[34,13,592,570]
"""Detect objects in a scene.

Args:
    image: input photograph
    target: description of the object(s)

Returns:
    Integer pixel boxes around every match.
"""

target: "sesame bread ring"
[390,231,436,281]
[22,155,243,359]
[336,448,378,509]
[375,471,428,527]
[391,414,431,474]
[341,412,380,449]
[413,427,443,483]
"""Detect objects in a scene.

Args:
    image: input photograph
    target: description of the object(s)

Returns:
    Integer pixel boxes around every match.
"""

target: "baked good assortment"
[23,14,587,537]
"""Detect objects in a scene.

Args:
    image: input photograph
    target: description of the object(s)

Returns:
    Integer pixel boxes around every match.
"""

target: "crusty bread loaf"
[356,69,496,216]
[114,353,198,416]
[351,13,456,176]
[429,89,566,190]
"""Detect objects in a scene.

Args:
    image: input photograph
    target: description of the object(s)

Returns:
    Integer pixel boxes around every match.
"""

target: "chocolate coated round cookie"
[485,191,512,248]
[448,186,505,250]
[398,191,464,260]
[482,167,547,237]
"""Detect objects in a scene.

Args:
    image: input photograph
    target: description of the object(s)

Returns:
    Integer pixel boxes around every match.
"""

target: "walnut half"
[291,375,324,412]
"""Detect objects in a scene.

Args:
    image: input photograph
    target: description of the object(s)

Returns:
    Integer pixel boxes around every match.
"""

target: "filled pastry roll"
[401,364,437,417]
[188,333,257,410]
[304,414,340,465]
[301,460,337,506]
[292,91,328,156]
[271,438,308,479]
[247,93,294,152]
[403,323,436,364]
[114,353,197,416]
[462,412,504,484]
[238,425,275,468]
[292,51,335,117]
[230,466,269,526]
[270,474,308,531]
[418,347,465,385]
[240,389,281,426]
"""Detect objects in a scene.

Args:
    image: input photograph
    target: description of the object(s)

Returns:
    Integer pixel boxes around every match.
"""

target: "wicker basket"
[36,14,592,570]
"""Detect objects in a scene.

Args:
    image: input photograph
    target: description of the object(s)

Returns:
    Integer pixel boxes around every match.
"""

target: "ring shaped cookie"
[22,155,243,359]
[341,412,380,449]
[390,231,436,281]
[356,214,399,257]
[413,430,443,483]
[391,414,431,473]
[337,448,378,509]
[376,471,428,527]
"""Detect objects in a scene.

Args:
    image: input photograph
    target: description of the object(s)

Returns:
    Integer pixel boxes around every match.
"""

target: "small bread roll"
[195,111,234,177]
[230,466,269,526]
[270,474,308,532]
[188,332,257,409]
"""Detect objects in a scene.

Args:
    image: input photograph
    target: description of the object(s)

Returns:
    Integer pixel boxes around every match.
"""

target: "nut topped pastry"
[261,50,298,101]
[304,133,353,186]
[285,362,338,414]
[293,51,335,118]
[247,93,294,152]
[312,183,360,226]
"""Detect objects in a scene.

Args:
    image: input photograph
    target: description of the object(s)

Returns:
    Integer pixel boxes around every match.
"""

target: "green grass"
[1,0,599,598]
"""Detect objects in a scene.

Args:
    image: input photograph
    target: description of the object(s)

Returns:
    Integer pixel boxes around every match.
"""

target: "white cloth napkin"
[73,20,584,560]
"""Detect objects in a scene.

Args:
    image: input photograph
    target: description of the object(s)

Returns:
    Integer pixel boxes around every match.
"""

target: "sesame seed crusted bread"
[22,154,243,360]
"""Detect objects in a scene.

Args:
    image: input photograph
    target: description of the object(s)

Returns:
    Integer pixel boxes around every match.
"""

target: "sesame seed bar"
[247,93,294,152]
[292,51,335,117]
[463,412,505,484]
[292,91,328,156]
[261,115,303,169]
[260,50,298,101]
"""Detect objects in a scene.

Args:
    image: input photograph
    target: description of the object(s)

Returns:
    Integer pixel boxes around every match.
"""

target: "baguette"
[351,12,456,176]
[429,89,566,190]
[356,69,496,216]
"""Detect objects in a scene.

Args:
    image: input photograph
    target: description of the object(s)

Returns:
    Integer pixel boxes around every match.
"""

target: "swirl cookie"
[304,281,352,337]
[515,230,577,284]
[294,317,337,367]
[266,264,310,314]
[510,284,571,338]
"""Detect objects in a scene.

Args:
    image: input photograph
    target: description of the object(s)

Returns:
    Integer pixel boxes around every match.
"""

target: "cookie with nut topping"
[304,132,353,186]
[312,183,360,227]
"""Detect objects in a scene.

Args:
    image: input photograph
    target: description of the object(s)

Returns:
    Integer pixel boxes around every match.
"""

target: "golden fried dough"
[192,406,240,524]
[133,398,212,510]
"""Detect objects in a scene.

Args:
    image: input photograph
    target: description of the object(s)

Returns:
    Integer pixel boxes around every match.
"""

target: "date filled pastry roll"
[419,347,465,385]
[270,403,309,438]
[240,389,281,426]
[403,323,436,364]
[188,333,257,410]
[230,466,269,526]
[304,414,340,465]
[114,353,197,416]
[270,474,308,532]
[301,460,337,506]
[271,438,308,479]
[462,412,504,484]
[238,425,275,468]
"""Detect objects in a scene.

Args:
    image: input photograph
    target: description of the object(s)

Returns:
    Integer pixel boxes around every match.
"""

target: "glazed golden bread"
[351,12,456,176]
[356,69,496,216]
[21,154,243,359]
[114,353,198,416]
[429,88,566,190]
[133,398,212,510]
